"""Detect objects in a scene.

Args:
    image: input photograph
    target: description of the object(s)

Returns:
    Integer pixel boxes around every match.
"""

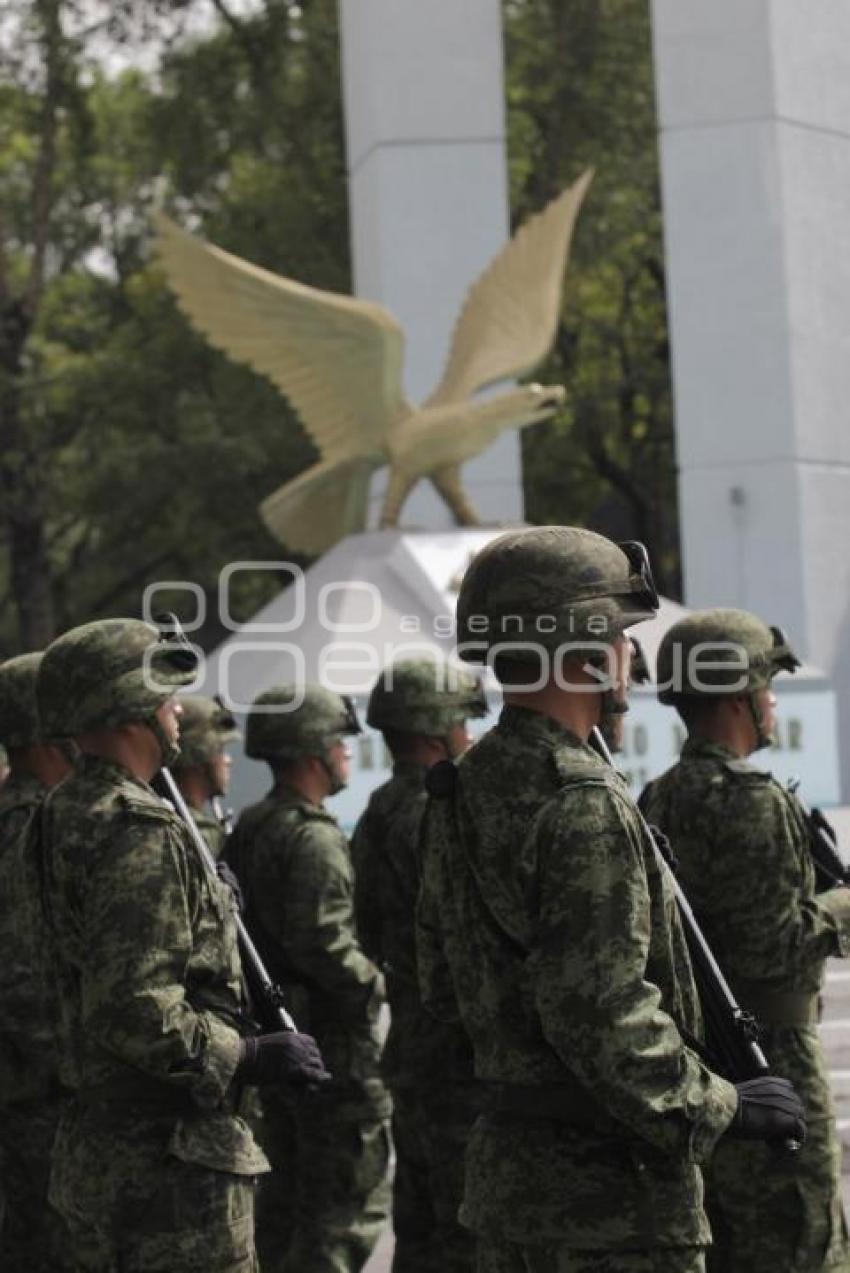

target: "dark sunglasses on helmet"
[154,612,200,674]
[617,541,660,613]
[769,625,801,674]
[340,694,363,735]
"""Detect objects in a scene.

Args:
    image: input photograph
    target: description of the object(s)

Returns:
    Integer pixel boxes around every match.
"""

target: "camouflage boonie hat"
[657,608,800,703]
[456,526,658,663]
[367,657,487,735]
[37,619,198,738]
[245,683,362,761]
[0,652,44,748]
[173,695,241,770]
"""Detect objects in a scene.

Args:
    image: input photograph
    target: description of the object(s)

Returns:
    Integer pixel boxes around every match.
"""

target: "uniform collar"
[680,737,741,764]
[497,703,593,755]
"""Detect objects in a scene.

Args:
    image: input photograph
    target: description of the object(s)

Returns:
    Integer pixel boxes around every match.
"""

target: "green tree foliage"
[0,0,678,655]
[505,0,680,596]
[0,0,345,654]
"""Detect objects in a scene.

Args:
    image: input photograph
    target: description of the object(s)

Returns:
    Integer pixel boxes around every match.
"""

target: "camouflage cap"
[245,683,362,761]
[456,526,658,663]
[657,608,800,703]
[367,657,487,735]
[37,618,198,738]
[172,695,241,771]
[0,652,44,748]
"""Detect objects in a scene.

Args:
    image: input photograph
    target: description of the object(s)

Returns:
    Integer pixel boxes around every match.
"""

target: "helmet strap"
[319,750,347,797]
[147,713,181,770]
[746,691,774,752]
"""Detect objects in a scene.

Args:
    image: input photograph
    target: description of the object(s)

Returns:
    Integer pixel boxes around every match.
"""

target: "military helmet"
[173,695,241,770]
[37,619,198,738]
[656,608,800,704]
[245,683,362,761]
[0,652,44,748]
[456,526,658,663]
[367,657,487,735]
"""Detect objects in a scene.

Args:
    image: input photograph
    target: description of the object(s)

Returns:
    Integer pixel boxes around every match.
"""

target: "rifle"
[787,778,850,892]
[150,611,297,1034]
[591,727,773,1086]
[157,767,298,1033]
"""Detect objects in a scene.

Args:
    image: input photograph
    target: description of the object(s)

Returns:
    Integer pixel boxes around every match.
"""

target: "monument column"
[652,0,850,795]
[338,0,523,527]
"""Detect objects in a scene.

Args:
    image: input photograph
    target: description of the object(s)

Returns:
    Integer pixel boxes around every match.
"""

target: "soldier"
[228,683,391,1272]
[641,608,850,1272]
[35,618,328,1271]
[416,527,806,1273]
[172,695,241,858]
[351,656,487,1272]
[0,652,74,1271]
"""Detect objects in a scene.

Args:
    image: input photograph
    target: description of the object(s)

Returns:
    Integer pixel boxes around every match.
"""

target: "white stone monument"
[651,0,850,796]
[339,0,523,528]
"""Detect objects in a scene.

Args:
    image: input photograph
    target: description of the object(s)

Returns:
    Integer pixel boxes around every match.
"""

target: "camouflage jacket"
[417,705,737,1247]
[641,738,850,1122]
[351,762,474,1089]
[229,786,389,1114]
[192,805,227,860]
[39,755,267,1174]
[0,772,59,1105]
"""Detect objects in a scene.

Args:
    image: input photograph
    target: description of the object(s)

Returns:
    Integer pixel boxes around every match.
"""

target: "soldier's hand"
[238,1031,332,1088]
[731,1076,806,1145]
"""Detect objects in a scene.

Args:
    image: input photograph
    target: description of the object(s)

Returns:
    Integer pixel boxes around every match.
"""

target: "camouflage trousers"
[390,1084,477,1273]
[50,1107,260,1272]
[705,1114,850,1272]
[0,1096,73,1272]
[253,1085,391,1272]
[475,1240,706,1272]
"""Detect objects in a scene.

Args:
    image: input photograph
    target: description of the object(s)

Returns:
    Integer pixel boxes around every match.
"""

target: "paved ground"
[364,960,850,1271]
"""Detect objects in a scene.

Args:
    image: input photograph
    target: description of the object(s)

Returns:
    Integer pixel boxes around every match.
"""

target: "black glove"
[238,1031,331,1088]
[216,860,244,912]
[731,1076,806,1144]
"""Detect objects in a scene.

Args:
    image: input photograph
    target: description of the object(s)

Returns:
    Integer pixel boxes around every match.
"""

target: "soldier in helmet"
[0,652,74,1270]
[416,527,806,1273]
[227,683,391,1272]
[351,655,487,1272]
[35,619,328,1272]
[641,609,850,1271]
[172,695,241,858]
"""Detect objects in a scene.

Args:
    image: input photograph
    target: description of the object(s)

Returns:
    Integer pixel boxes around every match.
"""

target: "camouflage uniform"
[228,684,391,1272]
[417,529,740,1273]
[642,608,850,1272]
[36,620,270,1272]
[352,657,486,1272]
[172,696,241,859]
[0,652,73,1271]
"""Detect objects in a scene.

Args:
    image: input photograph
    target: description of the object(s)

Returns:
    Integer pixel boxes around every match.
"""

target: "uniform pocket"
[168,1111,271,1176]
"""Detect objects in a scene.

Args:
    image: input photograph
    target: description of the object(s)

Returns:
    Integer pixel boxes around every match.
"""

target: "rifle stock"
[157,768,297,1033]
[788,779,850,892]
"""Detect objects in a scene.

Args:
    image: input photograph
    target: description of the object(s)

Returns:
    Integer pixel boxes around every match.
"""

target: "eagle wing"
[153,213,411,459]
[425,171,593,408]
